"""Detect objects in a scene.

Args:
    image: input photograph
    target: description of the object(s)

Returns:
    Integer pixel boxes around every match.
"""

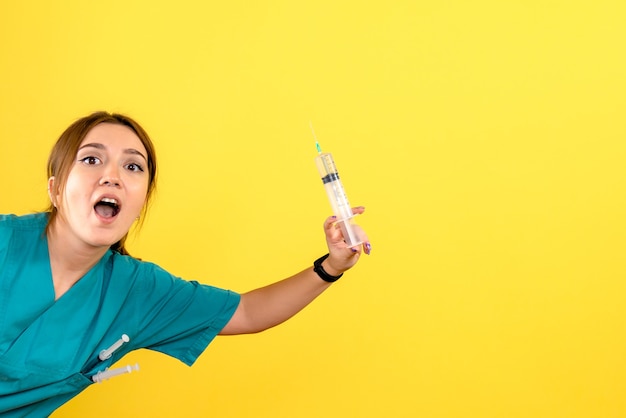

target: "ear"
[48,176,58,208]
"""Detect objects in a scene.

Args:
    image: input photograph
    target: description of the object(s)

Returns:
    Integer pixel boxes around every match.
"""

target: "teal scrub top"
[0,213,241,417]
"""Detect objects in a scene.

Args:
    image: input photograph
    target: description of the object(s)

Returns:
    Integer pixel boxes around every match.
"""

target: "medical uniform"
[0,213,241,417]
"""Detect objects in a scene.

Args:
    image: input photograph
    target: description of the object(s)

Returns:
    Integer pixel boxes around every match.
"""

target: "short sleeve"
[113,258,241,366]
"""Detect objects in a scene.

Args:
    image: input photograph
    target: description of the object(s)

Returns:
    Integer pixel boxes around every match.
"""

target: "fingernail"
[365,242,371,255]
[351,247,358,253]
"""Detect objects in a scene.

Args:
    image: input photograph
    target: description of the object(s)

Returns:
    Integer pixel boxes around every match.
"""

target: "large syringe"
[313,132,362,248]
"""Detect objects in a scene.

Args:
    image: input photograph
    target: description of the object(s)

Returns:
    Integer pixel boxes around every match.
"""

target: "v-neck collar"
[44,229,112,303]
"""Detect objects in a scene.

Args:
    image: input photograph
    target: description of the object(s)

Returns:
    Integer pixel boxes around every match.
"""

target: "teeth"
[101,198,118,205]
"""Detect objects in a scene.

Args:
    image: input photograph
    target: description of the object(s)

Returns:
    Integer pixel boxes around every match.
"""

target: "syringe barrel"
[315,153,353,221]
[315,152,362,247]
[92,363,139,383]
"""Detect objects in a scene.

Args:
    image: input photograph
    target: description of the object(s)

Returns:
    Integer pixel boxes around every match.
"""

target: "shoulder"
[107,253,238,304]
[109,252,168,278]
[107,252,180,292]
[0,212,49,231]
[0,213,48,268]
[0,213,48,246]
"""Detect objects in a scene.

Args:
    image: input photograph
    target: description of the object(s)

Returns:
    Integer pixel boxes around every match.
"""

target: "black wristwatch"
[313,254,343,283]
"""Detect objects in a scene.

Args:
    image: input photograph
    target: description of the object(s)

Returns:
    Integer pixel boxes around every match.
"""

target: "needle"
[309,121,322,154]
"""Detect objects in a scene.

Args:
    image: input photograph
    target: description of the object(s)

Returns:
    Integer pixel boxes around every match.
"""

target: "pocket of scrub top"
[0,368,93,414]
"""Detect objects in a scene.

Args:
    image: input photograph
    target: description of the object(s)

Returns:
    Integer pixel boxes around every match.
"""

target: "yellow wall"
[1,1,625,417]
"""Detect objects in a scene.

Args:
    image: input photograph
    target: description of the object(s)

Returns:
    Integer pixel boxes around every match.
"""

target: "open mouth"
[94,197,121,218]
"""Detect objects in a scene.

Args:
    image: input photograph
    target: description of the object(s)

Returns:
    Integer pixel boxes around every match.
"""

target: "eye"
[125,163,144,172]
[79,156,101,165]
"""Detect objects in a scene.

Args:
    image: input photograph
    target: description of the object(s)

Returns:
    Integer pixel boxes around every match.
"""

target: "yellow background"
[1,1,625,417]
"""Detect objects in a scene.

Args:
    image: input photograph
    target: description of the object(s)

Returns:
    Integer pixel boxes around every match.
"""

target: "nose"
[99,164,121,187]
[100,177,120,187]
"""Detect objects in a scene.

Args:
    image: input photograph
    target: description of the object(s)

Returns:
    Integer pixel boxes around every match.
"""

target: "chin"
[86,233,126,249]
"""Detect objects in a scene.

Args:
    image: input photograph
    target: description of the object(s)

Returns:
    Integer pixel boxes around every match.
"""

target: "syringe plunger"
[98,334,130,361]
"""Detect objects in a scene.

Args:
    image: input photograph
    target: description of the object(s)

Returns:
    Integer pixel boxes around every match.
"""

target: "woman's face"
[50,123,150,250]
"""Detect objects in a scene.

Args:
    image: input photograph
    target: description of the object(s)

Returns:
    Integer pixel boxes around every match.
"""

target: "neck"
[47,218,109,300]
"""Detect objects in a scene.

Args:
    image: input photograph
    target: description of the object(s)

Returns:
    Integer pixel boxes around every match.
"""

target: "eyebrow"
[78,142,148,163]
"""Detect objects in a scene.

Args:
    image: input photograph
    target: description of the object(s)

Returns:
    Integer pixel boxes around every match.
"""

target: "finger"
[350,224,371,255]
[323,216,345,245]
[351,206,366,216]
[323,215,338,230]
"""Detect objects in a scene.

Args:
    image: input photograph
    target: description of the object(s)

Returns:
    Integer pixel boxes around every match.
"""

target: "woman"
[0,111,370,417]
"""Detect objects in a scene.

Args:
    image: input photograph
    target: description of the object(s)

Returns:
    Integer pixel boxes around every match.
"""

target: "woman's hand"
[220,206,371,335]
[322,206,371,276]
